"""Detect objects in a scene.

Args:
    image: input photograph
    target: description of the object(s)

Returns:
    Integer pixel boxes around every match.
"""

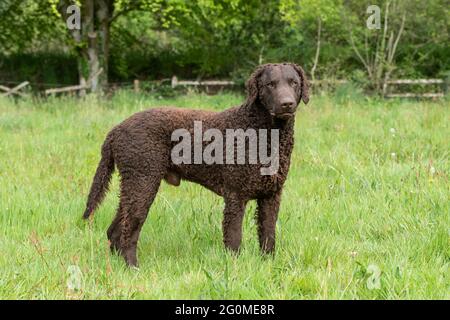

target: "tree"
[55,0,116,94]
[346,0,406,95]
[54,0,185,94]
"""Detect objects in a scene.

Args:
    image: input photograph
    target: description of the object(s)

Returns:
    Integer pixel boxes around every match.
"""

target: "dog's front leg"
[256,192,281,254]
[222,193,247,253]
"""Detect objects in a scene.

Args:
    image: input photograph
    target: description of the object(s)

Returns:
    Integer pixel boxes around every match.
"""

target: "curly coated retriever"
[83,63,309,266]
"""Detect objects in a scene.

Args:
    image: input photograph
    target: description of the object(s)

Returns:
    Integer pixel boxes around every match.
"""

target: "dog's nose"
[280,100,295,112]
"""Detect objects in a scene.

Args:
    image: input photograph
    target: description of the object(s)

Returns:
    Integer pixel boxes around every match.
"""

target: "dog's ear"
[245,65,266,107]
[290,63,310,104]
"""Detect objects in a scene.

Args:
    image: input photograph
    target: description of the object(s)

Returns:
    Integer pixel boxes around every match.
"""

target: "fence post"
[171,75,178,88]
[443,72,450,96]
[134,79,140,93]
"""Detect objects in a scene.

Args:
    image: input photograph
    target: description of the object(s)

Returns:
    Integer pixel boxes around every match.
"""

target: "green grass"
[0,91,448,299]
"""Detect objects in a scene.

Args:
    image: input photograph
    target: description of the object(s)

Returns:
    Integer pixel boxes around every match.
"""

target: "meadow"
[0,90,448,299]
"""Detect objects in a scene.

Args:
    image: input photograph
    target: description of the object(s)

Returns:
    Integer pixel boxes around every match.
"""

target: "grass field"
[0,90,448,299]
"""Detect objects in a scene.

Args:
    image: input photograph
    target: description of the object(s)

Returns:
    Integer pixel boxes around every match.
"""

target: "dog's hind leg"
[107,201,123,253]
[108,173,163,267]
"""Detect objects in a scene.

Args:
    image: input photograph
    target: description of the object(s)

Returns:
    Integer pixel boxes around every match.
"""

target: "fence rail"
[44,68,103,96]
[0,81,29,97]
[386,93,444,98]
[385,78,446,98]
[387,79,443,84]
[171,76,235,88]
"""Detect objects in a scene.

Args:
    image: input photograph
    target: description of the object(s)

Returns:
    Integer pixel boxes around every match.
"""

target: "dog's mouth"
[271,112,295,120]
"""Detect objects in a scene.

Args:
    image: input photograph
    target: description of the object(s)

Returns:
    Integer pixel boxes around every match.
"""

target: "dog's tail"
[83,134,115,219]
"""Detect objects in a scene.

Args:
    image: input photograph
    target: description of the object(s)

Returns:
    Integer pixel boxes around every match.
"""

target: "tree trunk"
[84,0,99,93]
[95,0,111,91]
[311,18,321,84]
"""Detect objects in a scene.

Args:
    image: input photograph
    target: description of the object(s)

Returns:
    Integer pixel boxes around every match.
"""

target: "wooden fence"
[1,75,448,98]
[0,81,29,97]
[44,68,103,96]
[169,76,448,98]
[384,79,445,98]
[170,76,235,88]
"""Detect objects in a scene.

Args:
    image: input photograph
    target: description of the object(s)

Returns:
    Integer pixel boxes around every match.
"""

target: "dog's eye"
[266,82,276,89]
[289,79,298,87]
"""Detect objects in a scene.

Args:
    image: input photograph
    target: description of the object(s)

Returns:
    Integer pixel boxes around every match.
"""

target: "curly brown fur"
[83,63,310,266]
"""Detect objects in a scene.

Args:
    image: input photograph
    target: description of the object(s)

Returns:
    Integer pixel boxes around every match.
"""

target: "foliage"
[0,0,66,54]
[0,0,448,90]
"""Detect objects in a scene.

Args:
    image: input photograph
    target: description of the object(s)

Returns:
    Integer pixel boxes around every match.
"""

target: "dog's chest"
[225,134,294,197]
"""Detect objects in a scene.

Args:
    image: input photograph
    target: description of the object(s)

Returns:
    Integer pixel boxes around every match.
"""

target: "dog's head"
[245,63,309,120]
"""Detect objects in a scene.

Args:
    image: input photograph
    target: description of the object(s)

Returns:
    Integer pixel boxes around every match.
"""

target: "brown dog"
[83,63,309,266]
